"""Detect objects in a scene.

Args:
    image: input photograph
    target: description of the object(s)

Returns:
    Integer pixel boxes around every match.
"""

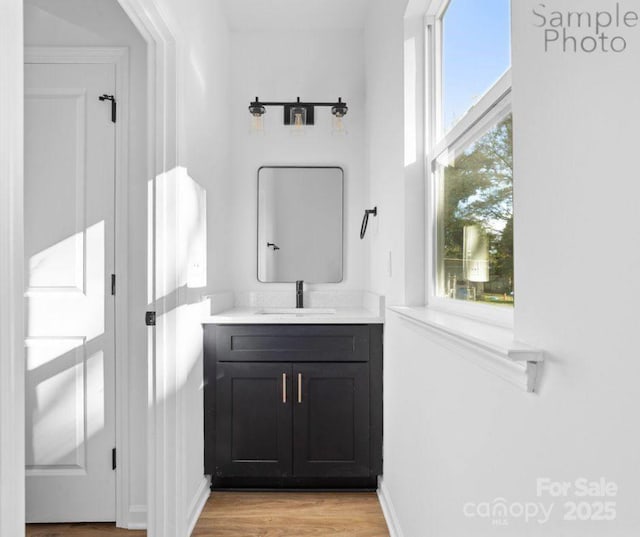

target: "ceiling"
[220,0,371,30]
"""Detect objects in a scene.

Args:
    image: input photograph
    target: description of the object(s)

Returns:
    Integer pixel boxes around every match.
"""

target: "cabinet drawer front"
[215,325,370,362]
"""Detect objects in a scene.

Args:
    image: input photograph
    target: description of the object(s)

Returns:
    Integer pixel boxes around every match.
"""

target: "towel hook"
[360,207,377,239]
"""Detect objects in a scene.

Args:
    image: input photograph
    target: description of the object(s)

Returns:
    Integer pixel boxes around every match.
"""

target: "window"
[441,0,511,134]
[428,0,513,315]
[435,115,513,306]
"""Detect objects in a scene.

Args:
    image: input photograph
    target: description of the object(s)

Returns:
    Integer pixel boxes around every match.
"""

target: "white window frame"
[425,0,514,328]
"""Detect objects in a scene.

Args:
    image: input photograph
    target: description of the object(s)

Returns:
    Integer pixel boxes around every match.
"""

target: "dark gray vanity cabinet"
[204,324,383,489]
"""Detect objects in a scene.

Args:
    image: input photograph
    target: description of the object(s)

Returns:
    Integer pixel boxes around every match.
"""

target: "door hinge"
[145,311,156,326]
[111,274,116,295]
[112,447,117,470]
[99,94,117,123]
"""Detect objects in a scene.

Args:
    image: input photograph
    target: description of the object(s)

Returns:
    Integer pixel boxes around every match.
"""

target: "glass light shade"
[332,114,347,136]
[250,113,265,134]
[290,107,306,136]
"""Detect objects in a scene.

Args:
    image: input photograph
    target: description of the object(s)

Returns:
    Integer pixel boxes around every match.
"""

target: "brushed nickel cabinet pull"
[282,373,287,403]
[298,373,302,403]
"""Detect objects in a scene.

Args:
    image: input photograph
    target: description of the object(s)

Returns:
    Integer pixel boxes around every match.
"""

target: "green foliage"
[442,115,514,295]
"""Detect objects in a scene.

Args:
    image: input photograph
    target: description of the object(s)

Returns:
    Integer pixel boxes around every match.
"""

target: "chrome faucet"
[296,280,304,308]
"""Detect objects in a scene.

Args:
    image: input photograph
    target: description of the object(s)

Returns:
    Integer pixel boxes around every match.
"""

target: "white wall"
[24,0,148,525]
[151,0,233,295]
[374,0,640,535]
[364,0,408,305]
[229,29,367,294]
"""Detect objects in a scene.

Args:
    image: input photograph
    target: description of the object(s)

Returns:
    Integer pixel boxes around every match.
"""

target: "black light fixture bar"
[249,96,347,127]
[250,98,346,107]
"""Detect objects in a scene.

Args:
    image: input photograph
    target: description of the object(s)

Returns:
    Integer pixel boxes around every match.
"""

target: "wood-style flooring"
[26,492,389,537]
[26,523,144,536]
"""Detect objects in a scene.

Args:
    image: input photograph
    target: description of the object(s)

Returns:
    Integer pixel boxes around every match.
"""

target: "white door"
[24,62,117,523]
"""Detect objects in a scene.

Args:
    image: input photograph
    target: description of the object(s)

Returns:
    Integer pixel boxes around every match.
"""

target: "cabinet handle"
[298,373,302,403]
[282,373,287,403]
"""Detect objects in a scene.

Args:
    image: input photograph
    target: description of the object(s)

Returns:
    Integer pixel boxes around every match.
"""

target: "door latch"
[145,311,156,326]
[99,94,117,123]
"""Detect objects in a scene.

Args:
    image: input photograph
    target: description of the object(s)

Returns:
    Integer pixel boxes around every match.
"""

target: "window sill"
[388,306,544,393]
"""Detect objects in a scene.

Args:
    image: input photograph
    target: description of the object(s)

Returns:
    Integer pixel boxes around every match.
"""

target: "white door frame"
[1,1,182,535]
[115,2,186,536]
[0,1,25,536]
[24,46,131,527]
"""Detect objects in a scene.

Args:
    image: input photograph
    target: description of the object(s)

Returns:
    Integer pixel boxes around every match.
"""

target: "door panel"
[25,338,87,471]
[293,363,370,478]
[216,363,292,478]
[24,62,116,522]
[25,89,86,291]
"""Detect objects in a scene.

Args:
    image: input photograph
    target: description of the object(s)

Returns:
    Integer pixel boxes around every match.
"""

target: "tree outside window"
[437,116,513,306]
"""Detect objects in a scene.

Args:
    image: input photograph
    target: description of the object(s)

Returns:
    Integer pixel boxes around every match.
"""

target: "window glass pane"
[442,0,511,133]
[436,115,513,306]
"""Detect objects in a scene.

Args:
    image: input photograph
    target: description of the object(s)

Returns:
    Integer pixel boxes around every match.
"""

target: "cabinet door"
[216,363,292,477]
[293,363,370,477]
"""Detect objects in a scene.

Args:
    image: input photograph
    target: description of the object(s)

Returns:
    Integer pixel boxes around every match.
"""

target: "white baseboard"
[377,478,405,537]
[123,476,210,534]
[127,504,147,530]
[186,476,211,536]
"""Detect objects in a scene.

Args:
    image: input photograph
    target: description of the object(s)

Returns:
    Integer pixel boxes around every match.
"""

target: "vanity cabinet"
[204,324,383,489]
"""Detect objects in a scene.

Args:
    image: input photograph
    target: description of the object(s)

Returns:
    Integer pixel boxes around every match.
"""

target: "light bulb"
[290,106,306,136]
[250,113,264,134]
[248,100,266,135]
[332,114,347,136]
[331,99,348,136]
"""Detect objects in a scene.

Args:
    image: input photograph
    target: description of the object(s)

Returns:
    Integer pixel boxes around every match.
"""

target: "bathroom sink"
[256,308,336,315]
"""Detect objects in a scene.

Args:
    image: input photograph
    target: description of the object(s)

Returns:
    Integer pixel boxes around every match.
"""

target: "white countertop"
[202,307,384,324]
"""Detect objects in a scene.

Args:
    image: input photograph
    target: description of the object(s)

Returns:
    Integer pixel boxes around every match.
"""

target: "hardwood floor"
[26,491,389,537]
[193,492,389,537]
[26,523,145,536]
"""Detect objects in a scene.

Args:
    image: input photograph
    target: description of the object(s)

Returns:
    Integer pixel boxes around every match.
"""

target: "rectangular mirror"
[258,166,343,283]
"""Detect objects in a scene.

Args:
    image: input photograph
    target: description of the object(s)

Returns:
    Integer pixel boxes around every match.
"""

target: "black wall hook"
[360,207,377,239]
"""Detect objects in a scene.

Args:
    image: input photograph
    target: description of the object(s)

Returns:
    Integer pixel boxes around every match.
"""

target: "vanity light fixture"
[248,96,348,134]
[249,100,266,133]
